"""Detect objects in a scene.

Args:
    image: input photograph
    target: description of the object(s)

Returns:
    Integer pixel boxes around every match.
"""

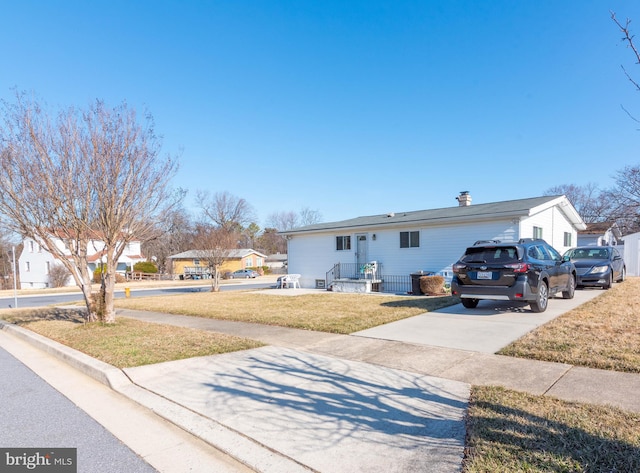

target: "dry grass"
[463,385,640,472]
[499,278,640,373]
[1,308,263,368]
[114,290,457,334]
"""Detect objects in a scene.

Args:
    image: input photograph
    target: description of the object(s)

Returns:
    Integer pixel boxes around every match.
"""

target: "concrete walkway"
[1,288,639,472]
[117,305,640,413]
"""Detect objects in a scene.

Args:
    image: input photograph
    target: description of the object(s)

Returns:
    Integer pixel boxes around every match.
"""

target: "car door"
[543,244,569,291]
[611,248,623,279]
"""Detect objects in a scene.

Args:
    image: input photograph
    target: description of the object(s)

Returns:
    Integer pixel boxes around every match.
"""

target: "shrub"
[133,261,158,273]
[419,275,445,295]
[48,263,71,288]
[93,267,127,283]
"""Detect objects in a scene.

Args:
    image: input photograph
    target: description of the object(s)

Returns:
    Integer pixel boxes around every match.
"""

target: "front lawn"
[114,291,457,334]
[499,278,640,373]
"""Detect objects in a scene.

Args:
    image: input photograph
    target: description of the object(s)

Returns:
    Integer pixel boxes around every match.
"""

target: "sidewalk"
[1,301,639,472]
[116,307,640,413]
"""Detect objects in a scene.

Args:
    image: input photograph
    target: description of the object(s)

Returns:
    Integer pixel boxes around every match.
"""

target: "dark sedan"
[563,246,625,289]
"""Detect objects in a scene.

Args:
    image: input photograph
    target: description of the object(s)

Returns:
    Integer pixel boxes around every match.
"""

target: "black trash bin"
[410,271,433,295]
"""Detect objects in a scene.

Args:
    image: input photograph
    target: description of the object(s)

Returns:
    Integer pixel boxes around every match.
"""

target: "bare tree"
[266,211,299,231]
[142,201,193,274]
[0,237,19,291]
[299,207,323,226]
[195,190,255,232]
[266,207,323,231]
[0,93,179,322]
[191,224,237,292]
[605,166,640,234]
[544,183,613,223]
[48,263,72,288]
[612,12,640,123]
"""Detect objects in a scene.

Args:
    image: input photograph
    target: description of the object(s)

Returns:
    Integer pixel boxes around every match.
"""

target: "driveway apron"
[124,346,469,473]
[353,289,604,353]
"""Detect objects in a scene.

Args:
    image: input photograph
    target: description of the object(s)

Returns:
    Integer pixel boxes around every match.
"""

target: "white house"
[577,222,623,247]
[19,235,145,289]
[281,193,586,291]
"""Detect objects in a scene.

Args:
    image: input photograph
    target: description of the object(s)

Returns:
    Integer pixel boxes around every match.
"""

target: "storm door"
[355,234,368,270]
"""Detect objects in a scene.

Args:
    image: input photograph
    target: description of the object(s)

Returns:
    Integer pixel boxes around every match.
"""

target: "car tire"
[562,274,575,299]
[461,298,479,309]
[617,267,626,283]
[603,270,612,290]
[530,281,548,313]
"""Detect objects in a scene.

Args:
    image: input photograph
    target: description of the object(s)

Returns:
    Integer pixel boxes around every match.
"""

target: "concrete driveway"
[354,289,606,353]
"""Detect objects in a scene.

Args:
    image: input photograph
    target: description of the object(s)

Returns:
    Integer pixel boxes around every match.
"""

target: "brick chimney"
[456,191,472,207]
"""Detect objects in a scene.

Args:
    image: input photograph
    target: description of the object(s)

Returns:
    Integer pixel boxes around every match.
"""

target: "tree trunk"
[101,260,117,324]
[211,266,221,292]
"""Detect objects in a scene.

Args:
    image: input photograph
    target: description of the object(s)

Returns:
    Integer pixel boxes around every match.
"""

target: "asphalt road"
[0,281,274,309]
[0,345,157,473]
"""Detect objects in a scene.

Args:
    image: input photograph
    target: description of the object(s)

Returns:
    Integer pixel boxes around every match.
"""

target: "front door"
[356,234,368,270]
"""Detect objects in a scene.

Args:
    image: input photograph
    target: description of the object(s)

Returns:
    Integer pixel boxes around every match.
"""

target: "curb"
[0,320,314,473]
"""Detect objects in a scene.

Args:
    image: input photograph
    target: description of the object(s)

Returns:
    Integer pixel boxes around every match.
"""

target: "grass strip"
[463,385,640,472]
[1,308,263,368]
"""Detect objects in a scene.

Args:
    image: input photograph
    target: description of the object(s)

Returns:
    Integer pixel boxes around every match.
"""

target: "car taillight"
[452,263,466,273]
[505,262,530,273]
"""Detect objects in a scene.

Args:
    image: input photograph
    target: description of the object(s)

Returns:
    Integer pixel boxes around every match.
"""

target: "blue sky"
[2,1,640,227]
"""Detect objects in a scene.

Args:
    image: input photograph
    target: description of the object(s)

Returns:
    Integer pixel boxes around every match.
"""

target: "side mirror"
[563,255,571,262]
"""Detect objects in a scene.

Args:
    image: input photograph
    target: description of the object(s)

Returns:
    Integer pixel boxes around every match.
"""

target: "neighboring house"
[280,193,586,290]
[265,253,288,274]
[577,222,623,247]
[169,249,267,279]
[18,235,145,289]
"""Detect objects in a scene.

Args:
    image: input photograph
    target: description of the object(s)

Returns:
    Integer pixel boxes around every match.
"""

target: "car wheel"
[617,267,626,283]
[603,270,612,290]
[530,281,548,313]
[562,274,575,299]
[461,298,479,309]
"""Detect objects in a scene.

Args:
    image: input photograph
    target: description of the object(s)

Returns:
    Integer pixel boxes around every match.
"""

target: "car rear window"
[461,246,518,263]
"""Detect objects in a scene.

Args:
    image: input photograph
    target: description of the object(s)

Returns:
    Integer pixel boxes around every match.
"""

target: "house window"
[400,231,420,248]
[564,232,572,247]
[336,236,351,251]
[29,241,34,252]
[25,261,31,272]
[533,226,543,239]
[256,258,263,266]
[193,259,200,265]
[46,261,50,274]
[245,258,253,267]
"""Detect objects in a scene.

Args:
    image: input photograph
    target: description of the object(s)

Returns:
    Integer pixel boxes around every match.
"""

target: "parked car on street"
[451,238,576,312]
[228,269,259,279]
[562,246,625,289]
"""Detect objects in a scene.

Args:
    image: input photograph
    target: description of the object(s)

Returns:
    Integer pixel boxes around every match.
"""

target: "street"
[0,280,274,309]
[0,345,157,473]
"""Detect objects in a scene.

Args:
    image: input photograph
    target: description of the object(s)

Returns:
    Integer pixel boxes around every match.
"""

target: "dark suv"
[451,239,576,312]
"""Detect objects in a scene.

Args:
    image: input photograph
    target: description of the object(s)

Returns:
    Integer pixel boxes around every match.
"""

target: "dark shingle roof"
[282,195,568,235]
